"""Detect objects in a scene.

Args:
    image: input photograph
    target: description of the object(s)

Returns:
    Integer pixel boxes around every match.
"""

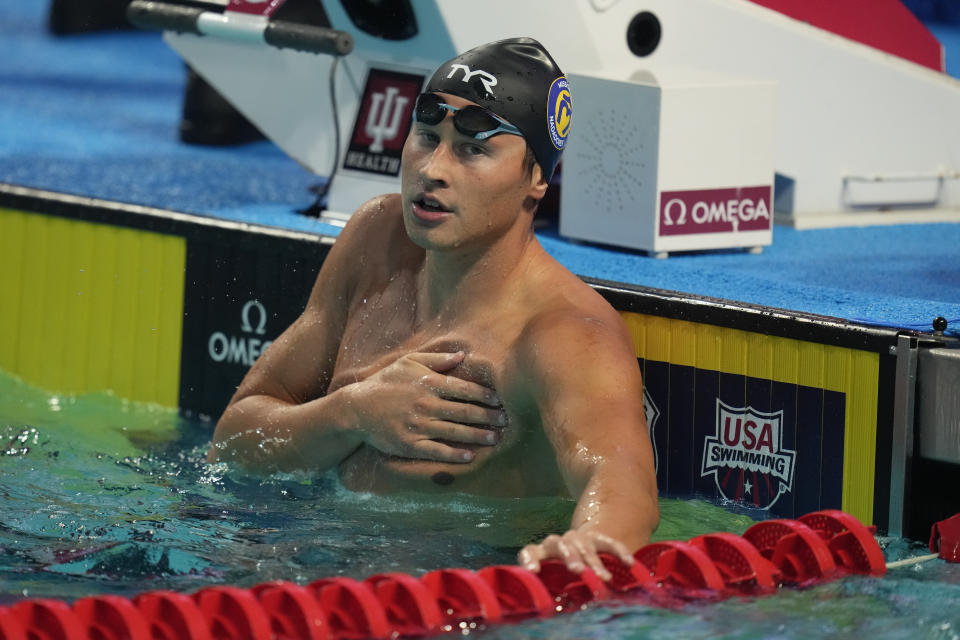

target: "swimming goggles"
[414,92,523,141]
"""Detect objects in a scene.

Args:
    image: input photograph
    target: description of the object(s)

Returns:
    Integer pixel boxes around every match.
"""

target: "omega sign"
[659,186,772,236]
[208,300,273,367]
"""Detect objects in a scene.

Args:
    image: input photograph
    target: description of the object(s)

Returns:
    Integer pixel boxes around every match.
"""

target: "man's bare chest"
[326,277,513,394]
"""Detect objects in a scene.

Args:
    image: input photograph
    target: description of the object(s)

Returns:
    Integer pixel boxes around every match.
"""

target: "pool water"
[2,369,959,639]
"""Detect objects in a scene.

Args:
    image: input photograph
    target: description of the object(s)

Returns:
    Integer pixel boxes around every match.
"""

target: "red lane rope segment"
[0,510,926,640]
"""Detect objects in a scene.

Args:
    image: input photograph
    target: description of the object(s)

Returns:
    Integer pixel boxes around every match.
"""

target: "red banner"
[658,186,772,236]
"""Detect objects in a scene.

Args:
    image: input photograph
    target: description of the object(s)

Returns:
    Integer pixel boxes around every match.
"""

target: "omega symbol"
[240,299,267,335]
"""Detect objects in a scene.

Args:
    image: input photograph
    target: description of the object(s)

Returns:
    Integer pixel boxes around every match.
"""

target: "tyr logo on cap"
[446,64,498,96]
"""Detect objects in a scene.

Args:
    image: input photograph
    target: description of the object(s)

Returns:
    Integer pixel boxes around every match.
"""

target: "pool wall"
[1,182,954,540]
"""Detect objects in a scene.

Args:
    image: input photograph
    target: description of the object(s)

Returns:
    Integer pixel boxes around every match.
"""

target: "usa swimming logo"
[701,400,796,510]
[547,76,572,150]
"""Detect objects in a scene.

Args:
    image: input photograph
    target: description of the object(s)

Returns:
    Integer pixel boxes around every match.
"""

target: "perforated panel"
[560,73,660,248]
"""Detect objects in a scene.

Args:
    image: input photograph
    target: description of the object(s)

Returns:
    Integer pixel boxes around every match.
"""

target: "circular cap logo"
[547,76,572,150]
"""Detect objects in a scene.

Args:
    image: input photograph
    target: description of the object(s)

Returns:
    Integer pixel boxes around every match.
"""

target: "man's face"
[400,93,545,251]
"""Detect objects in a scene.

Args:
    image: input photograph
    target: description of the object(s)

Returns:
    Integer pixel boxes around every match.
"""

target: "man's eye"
[416,130,439,145]
[461,143,487,157]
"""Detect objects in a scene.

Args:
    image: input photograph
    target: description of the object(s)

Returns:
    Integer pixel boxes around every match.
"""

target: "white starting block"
[129,0,960,232]
[560,68,776,257]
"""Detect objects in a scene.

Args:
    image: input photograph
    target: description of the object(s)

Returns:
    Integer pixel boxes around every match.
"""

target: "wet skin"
[328,202,571,497]
[210,92,659,577]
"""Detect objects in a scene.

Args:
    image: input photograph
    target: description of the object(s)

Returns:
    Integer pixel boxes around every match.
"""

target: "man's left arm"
[515,311,659,580]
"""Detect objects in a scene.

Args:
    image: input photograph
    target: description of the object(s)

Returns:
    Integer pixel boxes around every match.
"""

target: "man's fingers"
[419,371,500,407]
[409,438,476,463]
[518,543,545,574]
[432,399,506,428]
[406,355,500,407]
[591,533,635,567]
[418,420,498,445]
[440,375,501,407]
[535,534,581,572]
[519,532,634,583]
[406,350,465,373]
[570,536,612,582]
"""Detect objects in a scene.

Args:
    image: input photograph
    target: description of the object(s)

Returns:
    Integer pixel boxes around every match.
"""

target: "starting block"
[560,68,776,257]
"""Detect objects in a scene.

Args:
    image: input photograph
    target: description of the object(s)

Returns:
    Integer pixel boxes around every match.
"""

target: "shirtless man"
[209,38,659,580]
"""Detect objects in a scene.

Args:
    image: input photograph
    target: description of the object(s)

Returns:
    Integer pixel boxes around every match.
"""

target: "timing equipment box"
[560,69,777,257]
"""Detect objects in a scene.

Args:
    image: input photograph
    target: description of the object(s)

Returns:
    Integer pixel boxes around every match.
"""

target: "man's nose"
[419,143,452,188]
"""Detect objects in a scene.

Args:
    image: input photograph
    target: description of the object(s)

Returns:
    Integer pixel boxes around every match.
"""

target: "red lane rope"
[0,510,895,640]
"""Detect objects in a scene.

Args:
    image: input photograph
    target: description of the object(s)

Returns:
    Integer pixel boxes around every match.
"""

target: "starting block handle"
[264,20,353,56]
[128,1,202,34]
[127,0,354,56]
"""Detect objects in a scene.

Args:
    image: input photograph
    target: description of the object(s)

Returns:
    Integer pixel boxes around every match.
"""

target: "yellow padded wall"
[620,311,879,524]
[0,208,186,407]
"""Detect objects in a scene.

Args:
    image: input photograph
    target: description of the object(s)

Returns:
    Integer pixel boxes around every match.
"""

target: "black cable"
[299,54,340,216]
[325,55,341,201]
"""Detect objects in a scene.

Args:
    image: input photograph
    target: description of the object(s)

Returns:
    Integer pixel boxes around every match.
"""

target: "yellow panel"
[86,226,119,389]
[133,233,163,403]
[670,318,698,368]
[109,229,140,400]
[645,315,673,363]
[62,219,94,392]
[695,322,722,371]
[620,312,647,359]
[770,336,799,386]
[823,345,850,394]
[797,340,825,389]
[46,217,75,391]
[1,209,186,408]
[17,214,48,385]
[0,209,26,371]
[156,235,186,407]
[841,350,880,524]
[745,330,773,381]
[719,328,748,377]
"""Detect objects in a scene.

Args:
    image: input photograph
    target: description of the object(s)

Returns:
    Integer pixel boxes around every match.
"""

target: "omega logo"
[208,299,273,367]
[662,197,770,230]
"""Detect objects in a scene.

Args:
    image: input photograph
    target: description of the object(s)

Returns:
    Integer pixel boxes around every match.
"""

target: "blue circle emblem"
[547,76,572,150]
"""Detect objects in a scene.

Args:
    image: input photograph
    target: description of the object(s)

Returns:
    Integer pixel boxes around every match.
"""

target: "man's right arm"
[206,196,377,472]
[207,196,505,473]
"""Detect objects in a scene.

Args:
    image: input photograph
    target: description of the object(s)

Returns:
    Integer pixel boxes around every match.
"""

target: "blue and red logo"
[701,400,796,510]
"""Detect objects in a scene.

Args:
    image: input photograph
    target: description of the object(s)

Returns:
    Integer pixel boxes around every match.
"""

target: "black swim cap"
[425,37,571,181]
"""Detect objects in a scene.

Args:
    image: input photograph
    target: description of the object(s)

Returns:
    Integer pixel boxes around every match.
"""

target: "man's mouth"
[411,195,453,221]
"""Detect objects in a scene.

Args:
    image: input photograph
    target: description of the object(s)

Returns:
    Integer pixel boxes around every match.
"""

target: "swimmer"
[209,38,659,580]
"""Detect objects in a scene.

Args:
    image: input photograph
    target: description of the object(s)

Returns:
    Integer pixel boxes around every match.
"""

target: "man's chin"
[403,215,454,250]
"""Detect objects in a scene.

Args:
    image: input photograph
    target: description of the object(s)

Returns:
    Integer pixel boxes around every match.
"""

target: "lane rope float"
[1,509,957,640]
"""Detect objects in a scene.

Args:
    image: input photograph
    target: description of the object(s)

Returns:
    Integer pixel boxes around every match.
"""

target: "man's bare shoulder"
[511,262,634,377]
[337,193,407,249]
[326,194,419,280]
[303,193,413,314]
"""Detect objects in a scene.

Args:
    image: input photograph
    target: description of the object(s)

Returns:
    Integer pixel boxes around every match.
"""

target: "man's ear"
[528,164,549,201]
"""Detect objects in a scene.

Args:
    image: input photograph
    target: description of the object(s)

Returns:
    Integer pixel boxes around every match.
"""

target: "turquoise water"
[2,369,960,639]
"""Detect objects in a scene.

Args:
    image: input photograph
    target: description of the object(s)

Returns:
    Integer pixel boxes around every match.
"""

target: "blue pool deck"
[2,2,960,335]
